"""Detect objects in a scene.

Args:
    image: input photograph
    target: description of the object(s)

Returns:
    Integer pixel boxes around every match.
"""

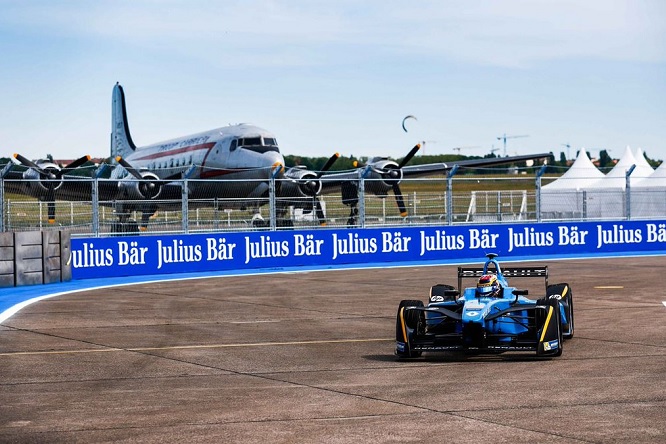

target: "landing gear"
[111,219,139,235]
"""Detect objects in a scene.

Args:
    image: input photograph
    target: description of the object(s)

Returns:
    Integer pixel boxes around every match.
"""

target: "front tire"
[395,300,424,359]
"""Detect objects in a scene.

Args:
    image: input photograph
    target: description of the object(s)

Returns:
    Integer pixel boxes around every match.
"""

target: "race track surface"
[1,256,665,443]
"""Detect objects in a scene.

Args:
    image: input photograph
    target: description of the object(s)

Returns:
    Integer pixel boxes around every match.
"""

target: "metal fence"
[2,173,664,237]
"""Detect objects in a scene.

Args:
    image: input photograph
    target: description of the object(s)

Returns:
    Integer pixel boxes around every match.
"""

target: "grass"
[1,175,554,233]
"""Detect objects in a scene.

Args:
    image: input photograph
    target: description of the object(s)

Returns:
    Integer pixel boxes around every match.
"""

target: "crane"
[497,133,529,156]
[420,140,438,155]
[452,145,481,154]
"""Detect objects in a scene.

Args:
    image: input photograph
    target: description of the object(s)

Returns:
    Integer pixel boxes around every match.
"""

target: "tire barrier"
[0,231,71,287]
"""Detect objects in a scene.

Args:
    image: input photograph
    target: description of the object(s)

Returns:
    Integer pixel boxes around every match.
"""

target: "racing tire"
[395,300,424,359]
[547,283,574,339]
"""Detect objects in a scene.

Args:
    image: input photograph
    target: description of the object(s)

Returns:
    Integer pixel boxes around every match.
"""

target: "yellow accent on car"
[539,306,554,343]
[399,307,409,342]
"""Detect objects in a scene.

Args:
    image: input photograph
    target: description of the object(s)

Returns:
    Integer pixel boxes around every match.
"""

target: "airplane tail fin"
[111,83,137,160]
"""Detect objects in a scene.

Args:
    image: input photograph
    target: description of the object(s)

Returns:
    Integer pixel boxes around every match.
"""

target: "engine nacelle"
[118,172,163,200]
[362,159,403,197]
[19,162,63,197]
[281,167,322,198]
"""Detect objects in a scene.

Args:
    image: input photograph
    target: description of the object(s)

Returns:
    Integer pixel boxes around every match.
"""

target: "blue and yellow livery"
[396,253,574,358]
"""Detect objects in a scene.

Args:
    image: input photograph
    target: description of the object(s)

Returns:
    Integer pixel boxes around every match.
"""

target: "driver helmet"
[476,274,501,298]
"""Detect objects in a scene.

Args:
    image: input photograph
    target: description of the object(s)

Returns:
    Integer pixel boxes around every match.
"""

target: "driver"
[476,274,501,298]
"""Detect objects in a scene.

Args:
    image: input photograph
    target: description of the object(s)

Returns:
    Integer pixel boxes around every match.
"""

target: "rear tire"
[395,300,424,358]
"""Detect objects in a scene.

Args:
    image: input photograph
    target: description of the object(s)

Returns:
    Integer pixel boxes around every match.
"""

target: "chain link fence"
[2,173,664,237]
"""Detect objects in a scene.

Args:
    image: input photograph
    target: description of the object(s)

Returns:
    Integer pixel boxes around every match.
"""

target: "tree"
[598,150,613,169]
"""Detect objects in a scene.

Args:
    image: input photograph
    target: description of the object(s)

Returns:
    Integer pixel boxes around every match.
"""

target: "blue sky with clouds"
[0,0,664,162]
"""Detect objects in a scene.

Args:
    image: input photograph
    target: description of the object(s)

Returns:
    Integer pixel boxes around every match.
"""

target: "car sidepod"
[395,300,425,358]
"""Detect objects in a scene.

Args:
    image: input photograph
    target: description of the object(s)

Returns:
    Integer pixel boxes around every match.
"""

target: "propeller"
[399,144,420,168]
[356,144,420,217]
[13,153,91,223]
[283,153,339,226]
[115,156,161,199]
[115,156,190,231]
[309,153,339,225]
[388,144,419,217]
[299,153,340,198]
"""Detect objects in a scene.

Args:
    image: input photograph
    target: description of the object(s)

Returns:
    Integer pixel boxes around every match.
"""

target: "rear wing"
[457,266,548,292]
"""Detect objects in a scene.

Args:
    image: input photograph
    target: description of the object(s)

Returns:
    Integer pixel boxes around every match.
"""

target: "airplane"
[4,83,553,232]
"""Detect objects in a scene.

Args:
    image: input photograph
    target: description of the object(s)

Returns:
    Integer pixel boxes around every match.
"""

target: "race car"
[396,253,574,358]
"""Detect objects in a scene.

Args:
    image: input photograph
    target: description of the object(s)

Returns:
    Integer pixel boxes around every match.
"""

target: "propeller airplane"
[4,83,552,232]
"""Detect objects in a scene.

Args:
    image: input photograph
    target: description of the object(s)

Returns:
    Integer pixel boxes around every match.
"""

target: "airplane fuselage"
[111,123,286,203]
[114,123,284,180]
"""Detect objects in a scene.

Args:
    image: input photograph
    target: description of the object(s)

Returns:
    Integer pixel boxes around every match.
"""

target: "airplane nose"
[265,152,285,172]
[271,161,284,177]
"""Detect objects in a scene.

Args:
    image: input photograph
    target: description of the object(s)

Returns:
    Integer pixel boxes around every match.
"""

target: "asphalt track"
[1,256,665,443]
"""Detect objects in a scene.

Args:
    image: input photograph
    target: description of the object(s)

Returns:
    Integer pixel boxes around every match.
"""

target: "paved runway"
[1,256,665,443]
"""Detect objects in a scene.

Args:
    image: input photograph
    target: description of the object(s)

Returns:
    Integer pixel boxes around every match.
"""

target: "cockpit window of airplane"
[233,137,280,154]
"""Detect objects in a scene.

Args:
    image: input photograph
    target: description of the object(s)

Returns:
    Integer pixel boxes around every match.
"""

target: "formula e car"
[396,253,574,358]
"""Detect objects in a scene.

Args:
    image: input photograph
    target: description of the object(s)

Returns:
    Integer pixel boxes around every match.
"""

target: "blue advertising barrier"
[71,220,666,280]
[3,219,666,323]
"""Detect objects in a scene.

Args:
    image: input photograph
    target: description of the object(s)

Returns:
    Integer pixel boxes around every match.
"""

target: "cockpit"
[230,136,280,154]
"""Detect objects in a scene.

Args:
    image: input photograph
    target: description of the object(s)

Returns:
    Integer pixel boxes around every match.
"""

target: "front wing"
[396,302,562,357]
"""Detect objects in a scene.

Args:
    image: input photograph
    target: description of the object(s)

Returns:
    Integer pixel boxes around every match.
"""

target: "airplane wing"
[3,146,552,230]
[315,146,552,220]
[317,148,551,186]
[401,152,553,176]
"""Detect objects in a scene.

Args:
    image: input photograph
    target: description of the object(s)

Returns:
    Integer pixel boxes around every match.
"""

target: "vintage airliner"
[6,83,551,230]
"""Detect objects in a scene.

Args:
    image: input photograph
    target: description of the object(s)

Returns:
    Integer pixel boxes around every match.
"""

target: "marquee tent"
[631,152,666,218]
[584,146,654,219]
[540,149,605,219]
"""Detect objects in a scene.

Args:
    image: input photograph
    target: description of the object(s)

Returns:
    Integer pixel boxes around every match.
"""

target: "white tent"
[631,153,666,218]
[540,149,605,219]
[542,149,604,190]
[588,146,654,190]
[633,148,665,187]
[585,146,654,218]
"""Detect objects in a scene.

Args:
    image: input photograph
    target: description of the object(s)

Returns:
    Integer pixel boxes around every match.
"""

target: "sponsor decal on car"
[466,311,479,317]
[543,340,559,351]
[396,342,406,352]
[430,295,445,302]
[466,300,485,309]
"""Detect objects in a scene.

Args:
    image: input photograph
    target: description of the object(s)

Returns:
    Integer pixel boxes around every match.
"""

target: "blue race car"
[396,253,574,358]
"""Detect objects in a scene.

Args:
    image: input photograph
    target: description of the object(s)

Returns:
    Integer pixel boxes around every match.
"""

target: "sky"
[0,0,665,163]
